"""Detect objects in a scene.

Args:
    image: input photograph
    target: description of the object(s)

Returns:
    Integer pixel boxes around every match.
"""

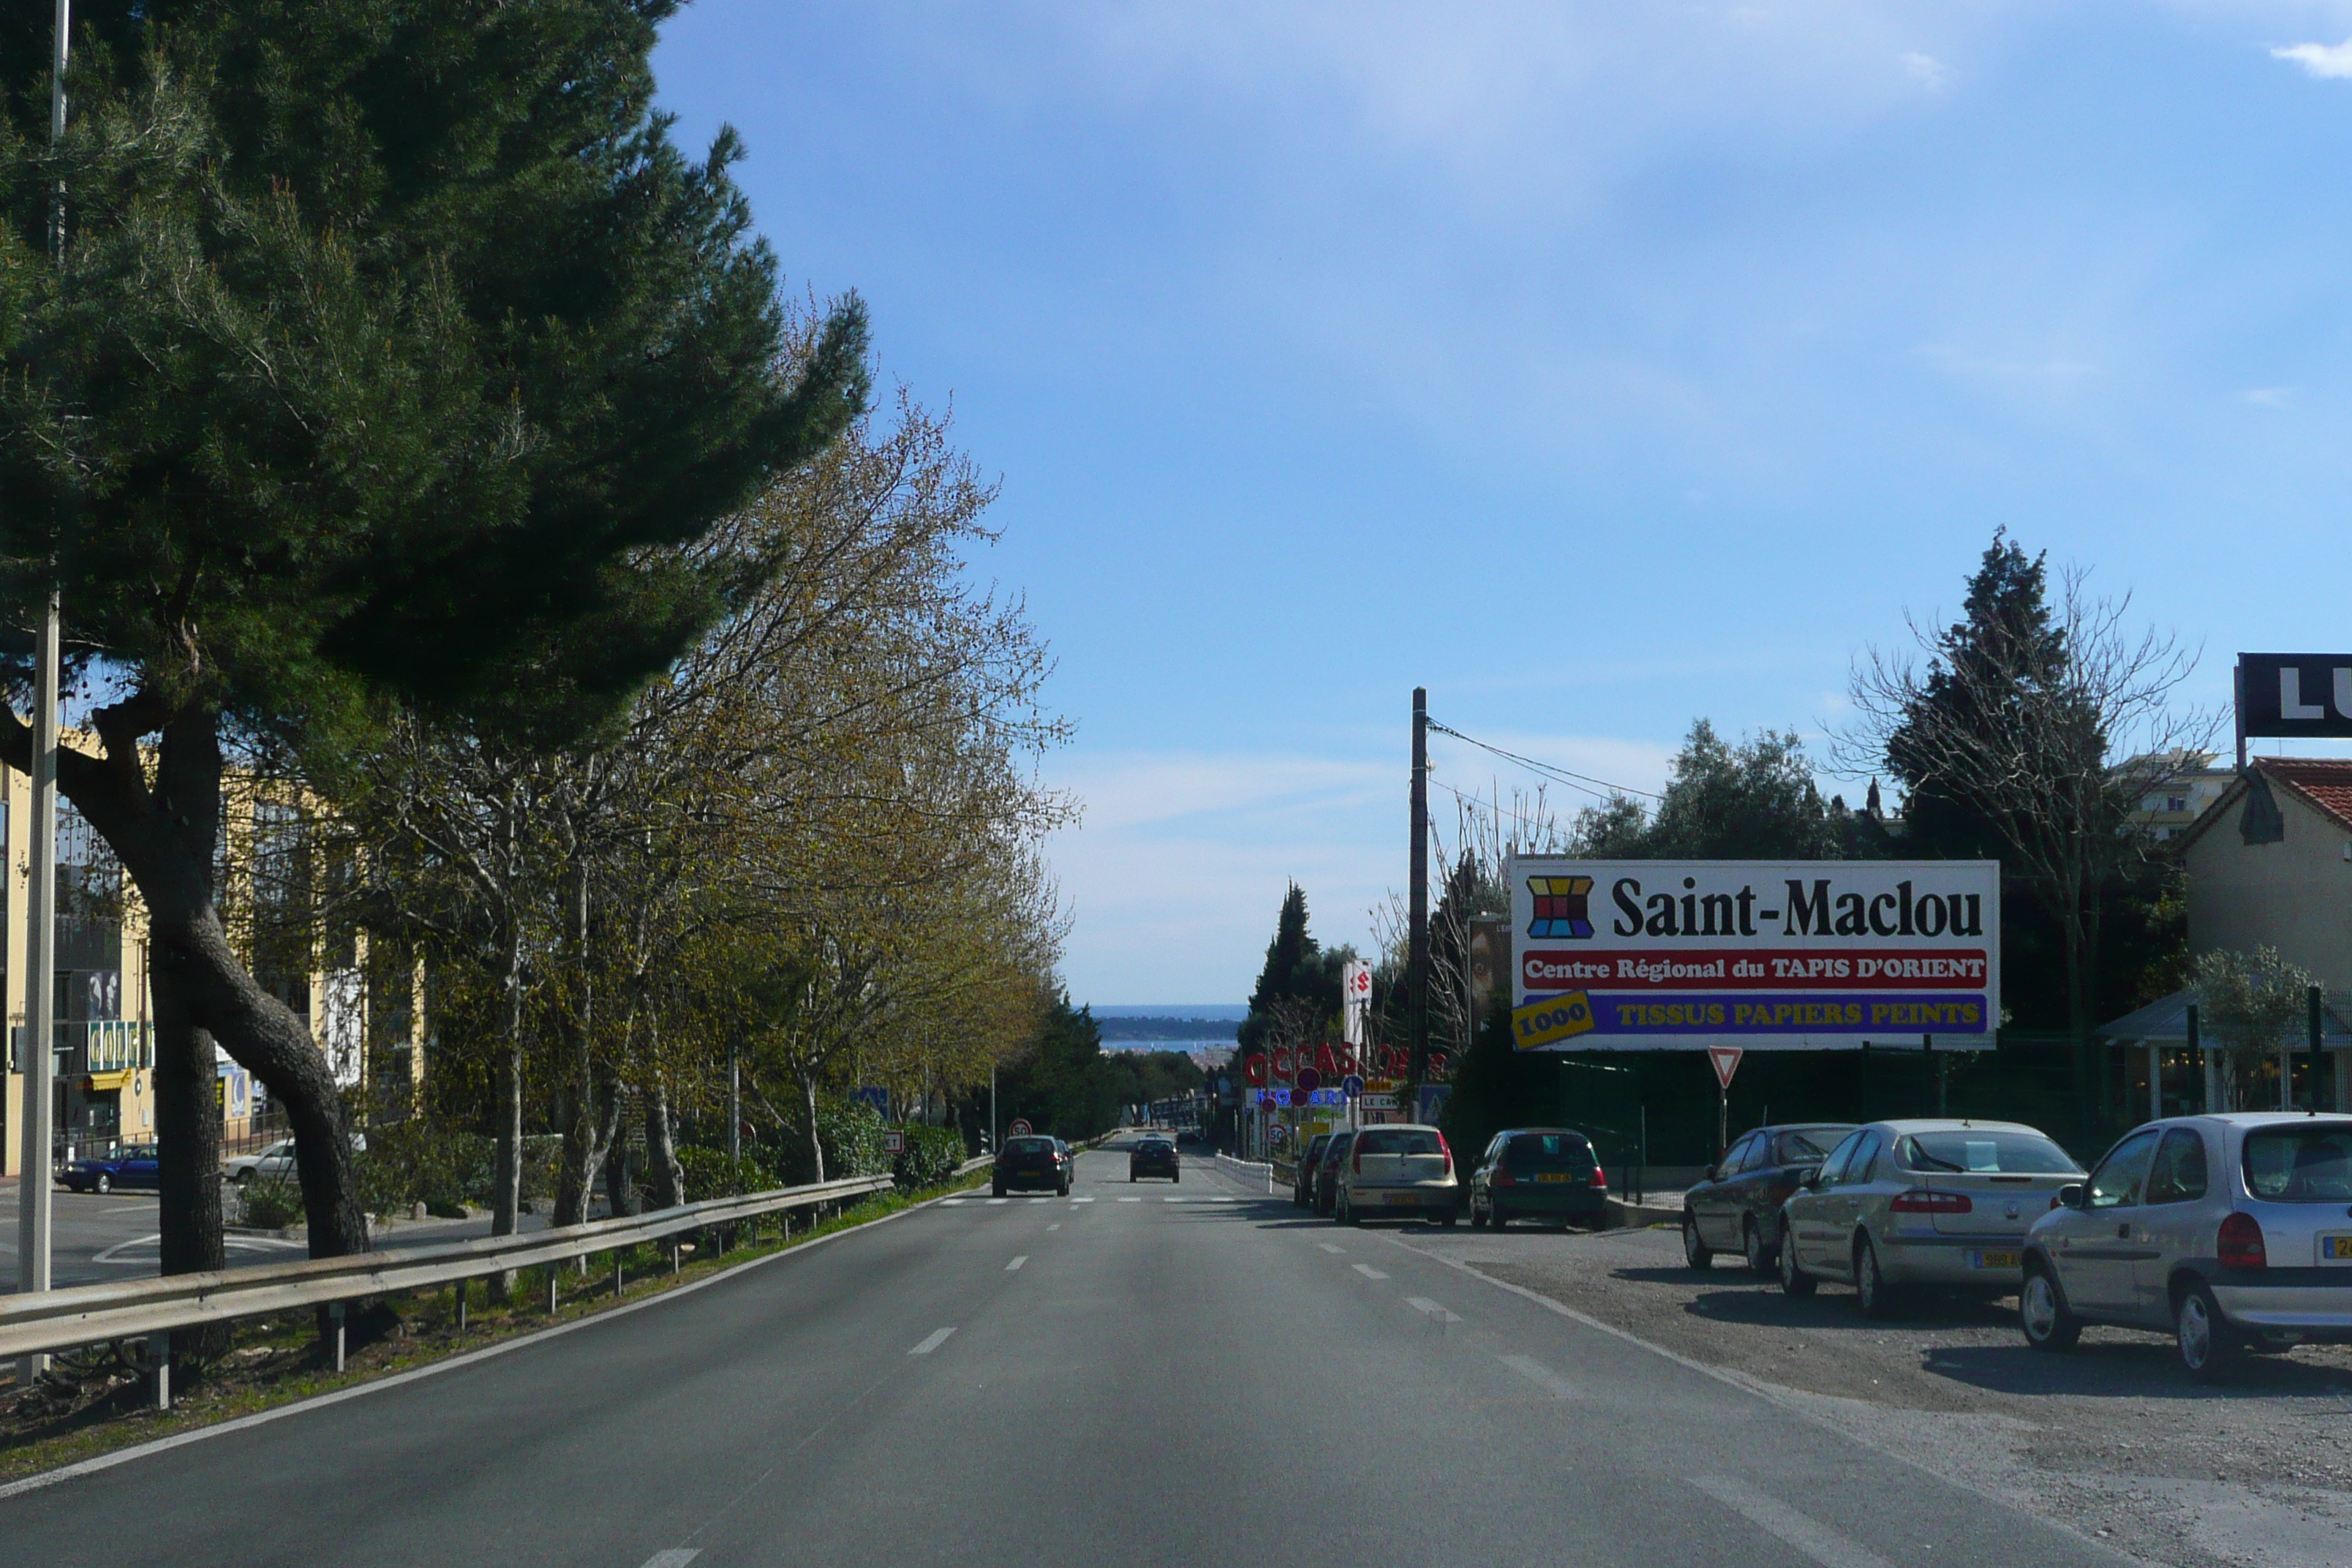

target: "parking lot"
[1389,1216,2352,1568]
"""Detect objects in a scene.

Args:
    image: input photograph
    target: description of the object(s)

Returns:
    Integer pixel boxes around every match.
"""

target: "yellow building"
[1,753,424,1177]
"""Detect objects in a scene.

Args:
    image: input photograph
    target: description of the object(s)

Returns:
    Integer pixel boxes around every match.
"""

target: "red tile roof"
[2257,758,2352,834]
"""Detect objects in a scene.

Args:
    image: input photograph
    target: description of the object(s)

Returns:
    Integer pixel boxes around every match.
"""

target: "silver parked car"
[1334,1123,1460,1227]
[1777,1119,2083,1315]
[2021,1112,2352,1380]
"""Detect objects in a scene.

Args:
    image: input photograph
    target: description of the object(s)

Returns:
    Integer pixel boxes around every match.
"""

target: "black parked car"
[1292,1132,1336,1207]
[1469,1128,1609,1230]
[994,1135,1071,1196]
[1682,1123,1855,1273]
[1313,1131,1358,1217]
[1130,1136,1180,1183]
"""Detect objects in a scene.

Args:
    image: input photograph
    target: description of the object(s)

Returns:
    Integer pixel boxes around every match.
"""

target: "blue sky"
[656,2,2352,1005]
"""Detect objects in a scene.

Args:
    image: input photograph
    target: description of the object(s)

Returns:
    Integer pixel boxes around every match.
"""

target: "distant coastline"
[1087,1003,1241,1057]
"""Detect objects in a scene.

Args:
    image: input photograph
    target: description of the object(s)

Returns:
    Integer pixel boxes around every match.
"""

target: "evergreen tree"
[1237,883,1343,1056]
[0,3,869,1272]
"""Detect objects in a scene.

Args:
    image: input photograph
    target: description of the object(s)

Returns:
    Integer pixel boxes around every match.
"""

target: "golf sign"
[1507,857,1999,1050]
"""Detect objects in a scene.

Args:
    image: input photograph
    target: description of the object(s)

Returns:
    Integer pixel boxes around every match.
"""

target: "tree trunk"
[644,1081,683,1209]
[151,977,230,1360]
[601,1078,639,1218]
[29,704,369,1264]
[804,1072,826,1184]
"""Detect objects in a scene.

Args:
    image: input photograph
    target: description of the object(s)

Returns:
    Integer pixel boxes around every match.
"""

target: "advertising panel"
[1507,858,1999,1050]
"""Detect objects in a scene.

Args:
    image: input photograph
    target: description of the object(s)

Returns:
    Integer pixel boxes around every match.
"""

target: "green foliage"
[675,1145,766,1202]
[1102,1049,1204,1108]
[2192,946,2318,1053]
[1238,883,1347,1055]
[892,1125,968,1190]
[352,1119,494,1216]
[1571,720,1858,861]
[778,1096,892,1184]
[995,995,1121,1139]
[235,1177,304,1230]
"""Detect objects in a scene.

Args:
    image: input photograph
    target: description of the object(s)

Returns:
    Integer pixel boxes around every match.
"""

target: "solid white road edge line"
[908,1327,957,1355]
[1689,1476,1892,1568]
[0,1185,970,1501]
[1376,1232,2137,1567]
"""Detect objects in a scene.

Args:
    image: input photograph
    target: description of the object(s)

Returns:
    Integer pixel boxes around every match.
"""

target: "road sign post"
[1708,1046,1743,1157]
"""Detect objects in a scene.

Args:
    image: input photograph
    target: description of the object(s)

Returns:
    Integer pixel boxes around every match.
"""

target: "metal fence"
[1,1171,900,1407]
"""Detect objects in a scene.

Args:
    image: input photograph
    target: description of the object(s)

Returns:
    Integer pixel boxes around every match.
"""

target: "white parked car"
[225,1139,298,1183]
[1334,1123,1460,1226]
[2022,1112,2352,1380]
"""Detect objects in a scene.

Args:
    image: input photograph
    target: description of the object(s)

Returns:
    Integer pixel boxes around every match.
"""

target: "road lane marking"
[1006,1256,1028,1271]
[640,1552,701,1568]
[1690,1477,1893,1568]
[987,1198,1009,1206]
[1405,1296,1462,1324]
[1071,1196,1094,1204]
[1047,1223,1062,1232]
[908,1328,957,1355]
[1118,1196,1141,1203]
[1499,1353,1580,1400]
[940,1199,965,1207]
[1352,1264,1389,1280]
[1318,1243,1346,1254]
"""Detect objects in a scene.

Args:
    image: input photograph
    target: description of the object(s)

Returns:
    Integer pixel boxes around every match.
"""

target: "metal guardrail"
[0,1172,894,1371]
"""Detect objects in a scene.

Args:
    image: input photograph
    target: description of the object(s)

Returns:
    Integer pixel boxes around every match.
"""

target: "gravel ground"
[1393,1218,2352,1568]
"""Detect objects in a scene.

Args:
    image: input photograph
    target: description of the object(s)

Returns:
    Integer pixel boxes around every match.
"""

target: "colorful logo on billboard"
[1526,875,1595,939]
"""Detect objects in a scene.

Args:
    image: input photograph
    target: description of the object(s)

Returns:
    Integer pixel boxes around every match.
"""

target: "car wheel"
[1855,1237,1898,1319]
[992,1183,1005,1198]
[95,1172,111,1195]
[2176,1283,2242,1382]
[1342,1194,1361,1226]
[1492,1204,1509,1230]
[1470,1201,1488,1229]
[1681,1212,1712,1270]
[1744,1215,1774,1277]
[1172,1171,1180,1183]
[232,1169,253,1186]
[1441,1208,1458,1229]
[1778,1221,1816,1297]
[2019,1266,2081,1353]
[1129,1172,1137,1183]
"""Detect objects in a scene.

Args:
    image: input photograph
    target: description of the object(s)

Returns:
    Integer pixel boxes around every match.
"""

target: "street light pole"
[15,0,69,1392]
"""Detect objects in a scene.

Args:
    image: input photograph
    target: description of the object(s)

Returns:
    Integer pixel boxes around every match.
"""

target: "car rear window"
[1774,1128,1848,1162]
[1504,1134,1592,1169]
[2242,1124,2352,1202]
[1006,1137,1055,1155]
[1356,1128,1441,1156]
[1895,1131,2077,1175]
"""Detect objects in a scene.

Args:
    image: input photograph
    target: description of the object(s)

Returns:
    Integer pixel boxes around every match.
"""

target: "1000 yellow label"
[1512,992,1595,1050]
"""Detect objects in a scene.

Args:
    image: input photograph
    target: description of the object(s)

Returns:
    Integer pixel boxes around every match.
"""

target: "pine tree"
[0,2,869,1271]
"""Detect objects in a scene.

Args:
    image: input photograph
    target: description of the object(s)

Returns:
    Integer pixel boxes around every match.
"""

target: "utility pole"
[727,1030,741,1164]
[1406,687,1430,1109]
[989,1061,998,1155]
[17,0,69,1390]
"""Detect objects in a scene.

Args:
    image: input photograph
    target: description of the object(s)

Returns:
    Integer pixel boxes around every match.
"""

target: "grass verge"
[0,1168,990,1487]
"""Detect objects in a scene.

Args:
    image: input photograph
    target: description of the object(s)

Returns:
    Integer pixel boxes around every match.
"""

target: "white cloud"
[1902,51,1946,88]
[2243,386,2295,408]
[2273,39,2352,79]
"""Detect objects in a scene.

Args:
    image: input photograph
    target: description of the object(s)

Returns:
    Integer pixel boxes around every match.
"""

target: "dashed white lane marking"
[1352,1264,1389,1280]
[640,1551,701,1568]
[1690,1476,1893,1568]
[908,1328,957,1356]
[1006,1256,1028,1272]
[987,1199,1009,1206]
[1047,1223,1062,1232]
[941,1199,965,1207]
[1498,1353,1580,1401]
[1404,1296,1462,1324]
[1118,1197,1142,1203]
[1071,1196,1094,1204]
[1318,1243,1346,1254]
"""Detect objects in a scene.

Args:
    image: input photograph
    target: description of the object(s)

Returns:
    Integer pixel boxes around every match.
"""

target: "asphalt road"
[0,1182,552,1290]
[0,1139,2129,1567]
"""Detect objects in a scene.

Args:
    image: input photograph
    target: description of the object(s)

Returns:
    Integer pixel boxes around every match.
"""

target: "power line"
[1425,718,1663,802]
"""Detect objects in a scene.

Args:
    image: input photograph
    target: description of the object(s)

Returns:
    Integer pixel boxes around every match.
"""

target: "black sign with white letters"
[2239,654,2352,738]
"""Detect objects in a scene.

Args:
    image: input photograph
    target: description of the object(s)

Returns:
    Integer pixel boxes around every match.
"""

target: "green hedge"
[892,1124,968,1190]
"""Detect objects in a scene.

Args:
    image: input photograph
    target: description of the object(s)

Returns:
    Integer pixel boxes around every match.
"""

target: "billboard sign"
[1507,858,1999,1049]
[2237,654,2352,739]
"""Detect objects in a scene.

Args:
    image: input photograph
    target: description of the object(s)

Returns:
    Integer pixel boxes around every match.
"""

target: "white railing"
[1213,1151,1275,1194]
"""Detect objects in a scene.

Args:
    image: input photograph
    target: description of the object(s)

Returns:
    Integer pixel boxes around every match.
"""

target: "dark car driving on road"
[1683,1123,1855,1273]
[1292,1132,1335,1207]
[61,1143,159,1194]
[1313,1131,1357,1217]
[1470,1128,1609,1229]
[1130,1136,1180,1182]
[993,1135,1071,1196]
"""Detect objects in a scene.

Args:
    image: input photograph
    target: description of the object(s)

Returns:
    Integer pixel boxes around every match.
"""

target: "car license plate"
[2321,1235,2352,1262]
[1383,1191,1417,1205]
[1967,1251,2020,1270]
[1535,1173,1572,1184]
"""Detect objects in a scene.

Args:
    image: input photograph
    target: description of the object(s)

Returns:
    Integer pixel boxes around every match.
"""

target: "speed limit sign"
[1008,1117,1033,1137]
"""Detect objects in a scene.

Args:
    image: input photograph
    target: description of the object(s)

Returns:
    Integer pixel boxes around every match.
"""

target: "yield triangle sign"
[1708,1046,1744,1091]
